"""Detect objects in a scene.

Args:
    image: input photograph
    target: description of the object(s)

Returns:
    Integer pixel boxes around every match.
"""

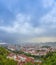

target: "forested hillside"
[0,47,17,65]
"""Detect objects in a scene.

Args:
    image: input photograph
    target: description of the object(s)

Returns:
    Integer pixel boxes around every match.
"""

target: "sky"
[0,0,56,44]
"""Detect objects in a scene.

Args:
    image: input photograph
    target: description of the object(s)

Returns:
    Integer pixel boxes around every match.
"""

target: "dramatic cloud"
[0,14,45,35]
[0,0,56,43]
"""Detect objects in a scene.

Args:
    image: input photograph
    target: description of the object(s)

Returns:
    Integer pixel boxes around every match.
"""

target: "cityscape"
[0,0,56,65]
[0,42,56,65]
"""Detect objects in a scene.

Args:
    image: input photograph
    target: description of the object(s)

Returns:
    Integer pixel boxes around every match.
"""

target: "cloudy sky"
[0,0,56,44]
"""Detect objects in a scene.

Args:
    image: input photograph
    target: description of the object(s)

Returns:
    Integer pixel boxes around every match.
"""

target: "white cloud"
[42,0,54,8]
[0,42,7,45]
[0,13,45,35]
[40,4,56,29]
